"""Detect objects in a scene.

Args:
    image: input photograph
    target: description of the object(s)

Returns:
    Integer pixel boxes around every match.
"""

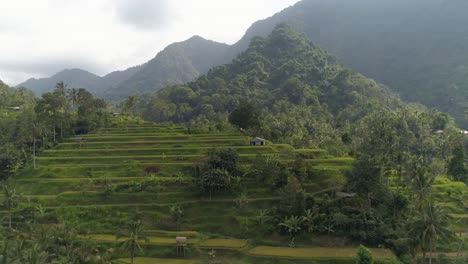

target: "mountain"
[134,24,414,151]
[18,0,468,127]
[18,36,229,100]
[18,68,102,95]
[105,36,230,99]
[227,0,468,127]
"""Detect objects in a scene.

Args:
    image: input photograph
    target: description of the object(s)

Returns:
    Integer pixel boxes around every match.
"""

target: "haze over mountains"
[18,0,468,126]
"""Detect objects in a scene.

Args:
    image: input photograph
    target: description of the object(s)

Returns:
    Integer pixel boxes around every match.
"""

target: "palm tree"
[116,220,147,264]
[54,82,67,97]
[67,88,79,110]
[412,203,453,264]
[408,156,434,211]
[2,185,21,229]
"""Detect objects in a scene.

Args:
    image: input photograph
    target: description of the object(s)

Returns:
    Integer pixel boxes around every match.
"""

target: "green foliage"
[0,81,109,181]
[205,148,240,174]
[130,24,399,151]
[448,146,467,183]
[228,101,261,130]
[279,215,304,239]
[356,245,373,264]
[117,219,148,264]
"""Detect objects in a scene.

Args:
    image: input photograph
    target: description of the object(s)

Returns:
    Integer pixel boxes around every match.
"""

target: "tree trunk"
[429,239,433,264]
[131,247,135,264]
[8,209,12,229]
[53,127,56,142]
[60,121,63,140]
[33,137,36,169]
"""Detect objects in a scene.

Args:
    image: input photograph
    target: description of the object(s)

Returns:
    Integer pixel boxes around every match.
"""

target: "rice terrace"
[2,1,468,263]
[0,115,463,263]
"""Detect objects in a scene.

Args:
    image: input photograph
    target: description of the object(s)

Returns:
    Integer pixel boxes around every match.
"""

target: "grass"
[146,230,199,238]
[200,239,248,249]
[13,120,398,262]
[88,235,190,245]
[117,258,196,264]
[249,246,395,260]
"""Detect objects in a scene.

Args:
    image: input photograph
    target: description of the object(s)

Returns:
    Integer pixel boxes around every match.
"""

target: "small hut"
[175,236,187,257]
[250,137,266,146]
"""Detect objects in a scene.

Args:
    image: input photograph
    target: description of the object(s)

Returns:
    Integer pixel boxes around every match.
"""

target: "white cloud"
[0,0,300,85]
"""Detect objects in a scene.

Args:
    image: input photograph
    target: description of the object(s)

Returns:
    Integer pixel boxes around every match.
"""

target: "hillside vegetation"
[17,0,468,128]
[2,20,468,264]
[233,0,468,127]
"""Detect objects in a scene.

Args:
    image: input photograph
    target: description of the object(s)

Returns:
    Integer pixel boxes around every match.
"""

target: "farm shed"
[250,137,266,146]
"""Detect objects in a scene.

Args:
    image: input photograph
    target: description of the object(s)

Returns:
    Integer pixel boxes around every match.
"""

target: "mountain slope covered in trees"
[130,24,407,152]
[17,0,468,127]
[229,0,468,127]
[18,36,229,99]
[104,36,230,99]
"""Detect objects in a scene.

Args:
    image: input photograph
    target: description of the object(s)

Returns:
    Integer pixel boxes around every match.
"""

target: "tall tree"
[117,220,147,264]
[448,146,467,183]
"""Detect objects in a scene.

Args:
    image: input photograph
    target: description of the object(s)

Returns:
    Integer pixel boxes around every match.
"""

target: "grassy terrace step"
[145,230,199,238]
[89,234,246,249]
[88,234,191,245]
[83,133,240,138]
[248,246,395,261]
[200,238,247,249]
[78,133,244,138]
[56,139,250,149]
[16,176,192,183]
[38,197,280,209]
[307,157,354,166]
[16,177,194,194]
[35,154,262,165]
[117,258,195,264]
[56,143,248,150]
[38,192,198,206]
[65,135,249,143]
[42,146,277,157]
[35,189,276,207]
[294,148,329,158]
[97,127,186,131]
[40,163,195,169]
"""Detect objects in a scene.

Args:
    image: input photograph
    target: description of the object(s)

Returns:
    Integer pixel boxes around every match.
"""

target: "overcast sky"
[0,0,300,86]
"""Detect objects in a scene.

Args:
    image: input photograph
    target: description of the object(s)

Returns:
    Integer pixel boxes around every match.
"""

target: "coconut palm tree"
[412,203,453,264]
[116,220,147,264]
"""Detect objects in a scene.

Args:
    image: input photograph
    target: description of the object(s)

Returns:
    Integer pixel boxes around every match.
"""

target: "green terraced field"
[11,119,384,263]
[117,258,196,264]
[249,246,395,261]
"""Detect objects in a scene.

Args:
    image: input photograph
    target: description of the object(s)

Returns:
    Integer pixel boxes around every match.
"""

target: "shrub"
[356,245,373,264]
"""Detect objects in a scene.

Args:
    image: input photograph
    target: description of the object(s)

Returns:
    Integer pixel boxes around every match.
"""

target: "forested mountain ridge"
[104,36,230,99]
[18,36,230,100]
[229,0,468,128]
[17,0,468,127]
[19,69,103,96]
[131,24,408,152]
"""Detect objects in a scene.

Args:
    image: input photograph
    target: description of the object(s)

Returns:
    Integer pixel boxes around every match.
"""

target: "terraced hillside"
[13,118,402,263]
